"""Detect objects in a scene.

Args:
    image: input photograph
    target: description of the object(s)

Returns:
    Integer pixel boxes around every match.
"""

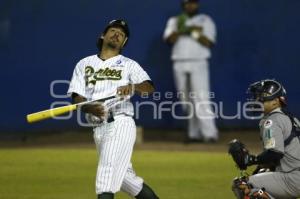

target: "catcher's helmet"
[247,79,287,106]
[96,19,130,50]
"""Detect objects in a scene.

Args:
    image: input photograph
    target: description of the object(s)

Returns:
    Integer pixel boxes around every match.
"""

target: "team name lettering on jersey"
[85,66,122,85]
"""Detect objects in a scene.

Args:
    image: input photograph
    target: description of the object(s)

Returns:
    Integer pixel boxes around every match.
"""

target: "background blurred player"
[68,19,159,199]
[163,0,218,143]
[229,79,300,199]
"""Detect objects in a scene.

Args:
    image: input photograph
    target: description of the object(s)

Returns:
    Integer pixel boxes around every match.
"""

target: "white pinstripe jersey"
[68,54,151,116]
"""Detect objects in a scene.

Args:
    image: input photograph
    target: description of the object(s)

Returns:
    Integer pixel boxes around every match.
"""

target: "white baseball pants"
[93,116,143,196]
[173,59,218,140]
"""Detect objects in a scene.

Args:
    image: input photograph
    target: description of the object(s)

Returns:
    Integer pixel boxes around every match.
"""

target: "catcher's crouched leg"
[232,177,275,199]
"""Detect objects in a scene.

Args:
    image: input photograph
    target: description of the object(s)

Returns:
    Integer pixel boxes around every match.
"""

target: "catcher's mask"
[96,19,130,51]
[247,79,287,106]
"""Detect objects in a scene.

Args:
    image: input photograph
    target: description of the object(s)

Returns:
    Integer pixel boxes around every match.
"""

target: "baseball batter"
[68,19,159,199]
[230,79,300,199]
[163,0,218,143]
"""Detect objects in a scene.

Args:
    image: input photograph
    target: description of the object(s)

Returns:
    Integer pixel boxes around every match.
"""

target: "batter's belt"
[107,112,132,123]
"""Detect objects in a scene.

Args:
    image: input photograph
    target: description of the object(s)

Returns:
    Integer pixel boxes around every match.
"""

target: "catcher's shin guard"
[249,188,275,199]
[232,177,250,199]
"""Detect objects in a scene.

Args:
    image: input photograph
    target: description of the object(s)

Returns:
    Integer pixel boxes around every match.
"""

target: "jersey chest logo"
[85,66,123,85]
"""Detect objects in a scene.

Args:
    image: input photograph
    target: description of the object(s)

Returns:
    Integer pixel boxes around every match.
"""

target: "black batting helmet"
[247,79,287,106]
[182,0,198,3]
[182,0,198,5]
[96,19,130,50]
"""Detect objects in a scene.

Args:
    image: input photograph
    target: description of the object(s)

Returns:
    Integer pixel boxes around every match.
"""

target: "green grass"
[0,148,239,199]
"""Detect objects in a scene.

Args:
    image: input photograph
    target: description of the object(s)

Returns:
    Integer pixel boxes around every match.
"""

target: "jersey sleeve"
[67,60,87,98]
[128,61,151,84]
[201,15,217,43]
[163,17,177,40]
[261,116,286,153]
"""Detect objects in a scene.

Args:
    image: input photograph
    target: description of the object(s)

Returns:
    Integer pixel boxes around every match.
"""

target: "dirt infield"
[0,129,262,153]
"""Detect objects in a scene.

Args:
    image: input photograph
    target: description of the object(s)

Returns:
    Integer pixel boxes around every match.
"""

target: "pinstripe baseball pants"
[93,115,144,196]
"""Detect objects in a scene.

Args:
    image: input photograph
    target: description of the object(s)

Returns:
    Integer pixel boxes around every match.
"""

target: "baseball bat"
[26,95,116,123]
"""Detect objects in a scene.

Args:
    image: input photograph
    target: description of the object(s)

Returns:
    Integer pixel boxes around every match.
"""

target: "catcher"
[228,79,300,199]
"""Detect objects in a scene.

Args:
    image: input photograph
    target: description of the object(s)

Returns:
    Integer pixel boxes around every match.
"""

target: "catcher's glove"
[228,139,252,170]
